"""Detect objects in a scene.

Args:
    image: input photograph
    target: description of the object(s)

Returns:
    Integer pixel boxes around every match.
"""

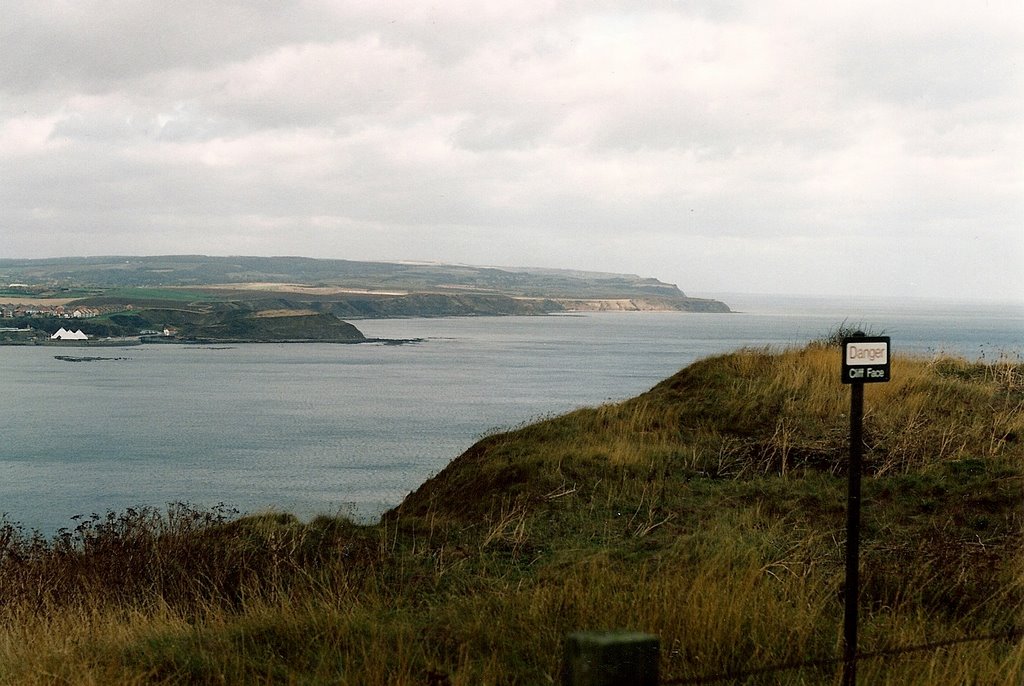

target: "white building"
[51,328,88,340]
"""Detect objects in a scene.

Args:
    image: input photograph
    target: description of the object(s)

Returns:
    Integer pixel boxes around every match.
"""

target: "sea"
[1,294,1021,535]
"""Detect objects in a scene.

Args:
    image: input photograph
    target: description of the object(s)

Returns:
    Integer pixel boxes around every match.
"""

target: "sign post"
[840,333,890,686]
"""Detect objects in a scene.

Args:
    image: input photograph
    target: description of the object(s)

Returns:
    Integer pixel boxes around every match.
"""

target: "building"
[50,328,88,340]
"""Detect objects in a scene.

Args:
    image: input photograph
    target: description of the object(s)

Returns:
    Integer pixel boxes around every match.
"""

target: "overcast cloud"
[2,1,1021,300]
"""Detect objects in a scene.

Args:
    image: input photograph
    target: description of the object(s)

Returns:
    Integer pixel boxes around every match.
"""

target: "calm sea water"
[1,296,1021,534]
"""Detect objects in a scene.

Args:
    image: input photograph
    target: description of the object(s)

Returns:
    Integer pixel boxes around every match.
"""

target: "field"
[0,296,81,306]
[94,287,217,302]
[0,255,733,316]
[0,341,1021,684]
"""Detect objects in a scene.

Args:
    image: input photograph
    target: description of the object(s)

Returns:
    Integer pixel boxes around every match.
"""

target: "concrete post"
[563,631,659,686]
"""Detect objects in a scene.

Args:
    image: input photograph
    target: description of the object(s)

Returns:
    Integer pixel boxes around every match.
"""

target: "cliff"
[0,255,731,316]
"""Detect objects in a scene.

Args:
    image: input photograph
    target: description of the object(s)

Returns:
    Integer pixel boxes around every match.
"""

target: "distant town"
[0,287,154,344]
[2,303,108,319]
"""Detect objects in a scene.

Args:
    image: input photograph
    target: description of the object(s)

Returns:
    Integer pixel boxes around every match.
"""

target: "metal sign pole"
[839,331,889,686]
[843,380,864,686]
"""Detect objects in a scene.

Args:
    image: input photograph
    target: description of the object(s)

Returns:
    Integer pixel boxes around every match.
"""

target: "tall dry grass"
[0,343,1021,683]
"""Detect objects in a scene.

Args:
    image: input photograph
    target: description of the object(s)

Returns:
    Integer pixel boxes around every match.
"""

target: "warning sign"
[841,336,891,384]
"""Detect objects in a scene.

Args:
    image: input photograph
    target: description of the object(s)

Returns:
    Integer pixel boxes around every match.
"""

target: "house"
[51,328,88,340]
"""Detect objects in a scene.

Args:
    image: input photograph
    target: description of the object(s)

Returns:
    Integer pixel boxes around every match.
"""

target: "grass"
[0,343,1021,683]
[84,287,218,303]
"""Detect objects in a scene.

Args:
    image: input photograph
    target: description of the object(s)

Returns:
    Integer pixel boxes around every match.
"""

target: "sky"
[1,1,1022,301]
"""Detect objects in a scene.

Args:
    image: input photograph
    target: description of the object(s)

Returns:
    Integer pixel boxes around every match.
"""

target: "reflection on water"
[1,299,1021,534]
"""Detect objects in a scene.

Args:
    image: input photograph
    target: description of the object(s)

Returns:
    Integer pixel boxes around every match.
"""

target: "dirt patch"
[0,297,78,306]
[254,309,319,318]
[201,283,408,296]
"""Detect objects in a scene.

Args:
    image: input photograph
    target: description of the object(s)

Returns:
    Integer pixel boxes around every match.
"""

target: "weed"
[1,344,1021,683]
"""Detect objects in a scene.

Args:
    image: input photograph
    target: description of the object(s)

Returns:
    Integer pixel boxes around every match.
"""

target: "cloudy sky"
[2,1,1021,300]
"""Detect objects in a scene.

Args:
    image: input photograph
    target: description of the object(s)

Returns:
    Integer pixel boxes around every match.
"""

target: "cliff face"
[242,293,729,318]
[553,297,730,313]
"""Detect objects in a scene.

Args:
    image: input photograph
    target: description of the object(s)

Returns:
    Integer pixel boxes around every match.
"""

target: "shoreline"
[0,336,423,347]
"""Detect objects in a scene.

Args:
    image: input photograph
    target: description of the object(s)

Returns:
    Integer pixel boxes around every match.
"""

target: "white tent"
[51,328,88,340]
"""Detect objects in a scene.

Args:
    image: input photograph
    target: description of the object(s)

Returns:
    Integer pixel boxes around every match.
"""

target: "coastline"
[0,338,143,347]
[0,336,421,347]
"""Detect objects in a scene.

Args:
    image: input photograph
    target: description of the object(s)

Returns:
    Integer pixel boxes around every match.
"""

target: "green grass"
[0,344,1021,684]
[70,287,218,306]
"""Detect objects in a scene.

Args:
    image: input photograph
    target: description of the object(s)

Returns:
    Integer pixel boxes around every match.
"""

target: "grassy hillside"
[0,255,732,313]
[133,307,367,342]
[5,306,367,343]
[0,343,1020,684]
[0,255,697,299]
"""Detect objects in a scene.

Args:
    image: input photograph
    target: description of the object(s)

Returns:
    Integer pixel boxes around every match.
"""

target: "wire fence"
[661,627,1024,685]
